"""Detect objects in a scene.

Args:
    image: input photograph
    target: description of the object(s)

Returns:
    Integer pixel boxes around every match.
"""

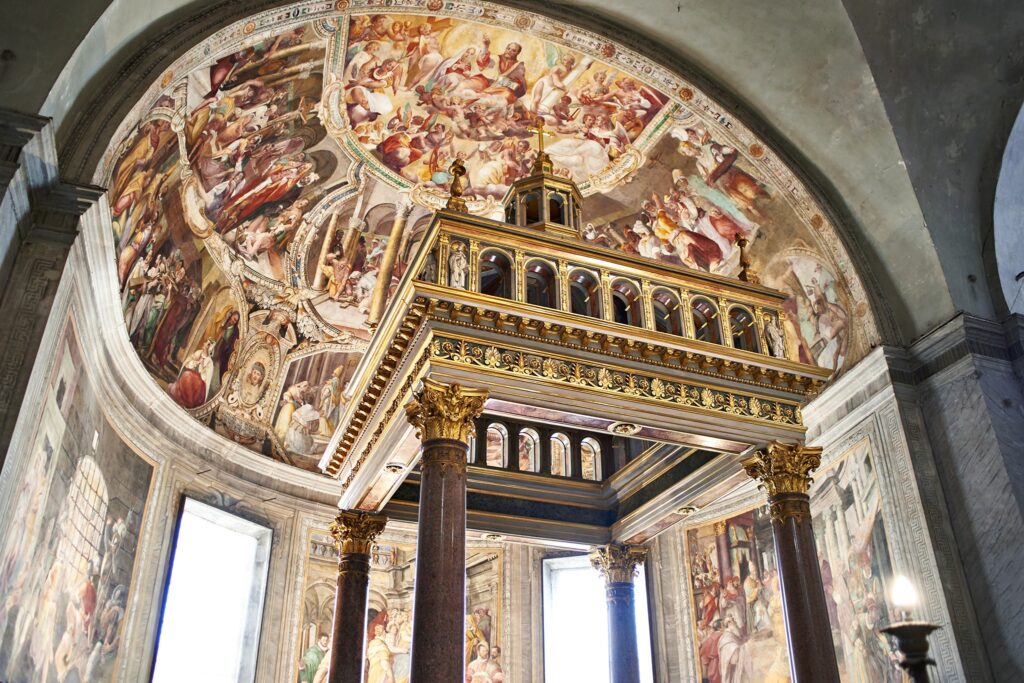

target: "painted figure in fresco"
[168,339,216,408]
[365,623,395,683]
[299,634,330,683]
[211,310,241,395]
[275,381,309,442]
[698,620,724,683]
[318,366,347,433]
[466,642,504,682]
[717,616,752,683]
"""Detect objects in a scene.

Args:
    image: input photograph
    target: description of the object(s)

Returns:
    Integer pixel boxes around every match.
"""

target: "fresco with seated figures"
[101,1,879,473]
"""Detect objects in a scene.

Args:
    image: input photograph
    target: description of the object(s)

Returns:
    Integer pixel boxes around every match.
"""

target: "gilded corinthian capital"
[329,510,388,555]
[589,543,649,584]
[404,378,488,443]
[742,441,823,497]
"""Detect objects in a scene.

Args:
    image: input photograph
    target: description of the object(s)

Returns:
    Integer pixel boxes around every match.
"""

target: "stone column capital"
[404,378,488,444]
[329,510,387,556]
[589,543,648,585]
[742,441,823,498]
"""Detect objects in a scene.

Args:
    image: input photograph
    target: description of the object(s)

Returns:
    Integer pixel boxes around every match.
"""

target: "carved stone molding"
[404,378,488,444]
[589,543,649,585]
[328,510,387,556]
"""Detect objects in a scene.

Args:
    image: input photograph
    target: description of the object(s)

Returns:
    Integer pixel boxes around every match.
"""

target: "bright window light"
[542,555,654,683]
[152,498,272,683]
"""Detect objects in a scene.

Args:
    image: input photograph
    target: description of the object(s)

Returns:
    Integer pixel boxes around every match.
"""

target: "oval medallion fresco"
[103,1,876,473]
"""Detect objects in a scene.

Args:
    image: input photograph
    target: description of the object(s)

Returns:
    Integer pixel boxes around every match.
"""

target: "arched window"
[523,190,542,224]
[729,307,760,352]
[479,251,513,299]
[548,192,567,225]
[580,437,601,481]
[486,423,508,468]
[611,280,642,327]
[550,433,571,476]
[652,289,683,336]
[691,297,722,345]
[525,260,558,309]
[569,270,601,318]
[519,428,539,472]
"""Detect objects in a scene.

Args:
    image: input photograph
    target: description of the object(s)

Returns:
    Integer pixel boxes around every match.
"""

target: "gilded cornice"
[420,294,828,396]
[741,441,823,497]
[589,543,649,584]
[404,378,488,444]
[430,335,804,428]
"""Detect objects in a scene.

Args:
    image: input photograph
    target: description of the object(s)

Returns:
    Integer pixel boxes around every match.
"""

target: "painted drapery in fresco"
[0,318,154,683]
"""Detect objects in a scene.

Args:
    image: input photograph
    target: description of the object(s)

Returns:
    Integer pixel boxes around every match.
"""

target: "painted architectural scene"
[683,439,899,682]
[0,319,154,683]
[337,13,669,197]
[271,351,363,468]
[297,532,503,683]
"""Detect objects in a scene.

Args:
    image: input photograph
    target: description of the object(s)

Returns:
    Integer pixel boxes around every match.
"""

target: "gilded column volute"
[404,377,488,444]
[589,543,649,584]
[742,441,823,498]
[329,510,388,556]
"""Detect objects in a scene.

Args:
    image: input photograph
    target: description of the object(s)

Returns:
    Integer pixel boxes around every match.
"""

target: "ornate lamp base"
[880,620,940,683]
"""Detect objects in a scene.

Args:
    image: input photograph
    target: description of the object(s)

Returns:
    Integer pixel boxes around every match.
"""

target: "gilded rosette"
[404,378,488,444]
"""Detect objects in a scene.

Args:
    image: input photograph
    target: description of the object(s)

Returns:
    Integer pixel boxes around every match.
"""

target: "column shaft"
[606,581,641,683]
[409,438,469,682]
[590,543,648,683]
[770,492,840,682]
[329,552,372,683]
[327,511,387,683]
[403,378,488,683]
[367,197,412,327]
[743,442,840,683]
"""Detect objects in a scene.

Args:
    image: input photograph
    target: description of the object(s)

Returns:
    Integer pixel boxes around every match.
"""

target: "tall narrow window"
[652,290,683,336]
[524,190,542,224]
[518,427,540,472]
[581,437,601,481]
[729,306,760,352]
[570,270,601,318]
[486,423,508,468]
[542,555,653,683]
[479,251,513,299]
[152,498,272,683]
[550,432,571,476]
[691,297,722,345]
[548,191,567,224]
[525,260,558,309]
[611,280,642,327]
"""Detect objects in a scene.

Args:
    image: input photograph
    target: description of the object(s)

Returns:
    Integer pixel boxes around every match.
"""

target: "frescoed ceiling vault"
[102,0,878,473]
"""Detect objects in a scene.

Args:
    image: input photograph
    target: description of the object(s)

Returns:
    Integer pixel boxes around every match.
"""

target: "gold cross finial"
[526,117,555,174]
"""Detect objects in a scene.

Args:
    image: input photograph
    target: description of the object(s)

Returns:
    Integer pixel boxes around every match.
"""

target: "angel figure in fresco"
[529,53,578,114]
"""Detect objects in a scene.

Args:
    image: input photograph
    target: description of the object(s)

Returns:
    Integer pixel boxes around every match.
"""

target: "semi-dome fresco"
[102,0,878,473]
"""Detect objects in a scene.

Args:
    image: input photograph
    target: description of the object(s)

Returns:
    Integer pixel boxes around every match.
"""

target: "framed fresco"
[681,438,900,683]
[295,528,504,683]
[0,317,156,683]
